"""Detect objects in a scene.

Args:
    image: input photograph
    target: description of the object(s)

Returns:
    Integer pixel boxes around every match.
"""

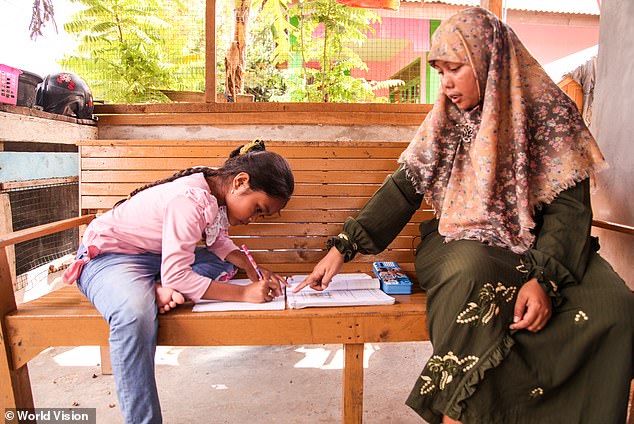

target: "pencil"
[241,244,263,280]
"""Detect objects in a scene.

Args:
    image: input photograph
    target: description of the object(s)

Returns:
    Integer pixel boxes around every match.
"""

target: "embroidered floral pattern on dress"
[456,282,517,326]
[529,387,544,399]
[419,351,479,395]
[574,310,589,325]
[205,206,229,246]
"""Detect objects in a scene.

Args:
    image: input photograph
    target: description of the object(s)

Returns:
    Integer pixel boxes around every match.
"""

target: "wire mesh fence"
[8,182,79,293]
[49,0,442,104]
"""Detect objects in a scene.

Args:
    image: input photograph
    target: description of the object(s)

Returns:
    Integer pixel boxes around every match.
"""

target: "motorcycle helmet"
[35,72,94,119]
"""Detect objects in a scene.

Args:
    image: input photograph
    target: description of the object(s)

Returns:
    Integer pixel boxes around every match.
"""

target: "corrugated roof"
[417,0,600,15]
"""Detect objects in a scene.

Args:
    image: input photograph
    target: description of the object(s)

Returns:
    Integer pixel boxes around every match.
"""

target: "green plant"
[259,0,400,102]
[61,0,198,103]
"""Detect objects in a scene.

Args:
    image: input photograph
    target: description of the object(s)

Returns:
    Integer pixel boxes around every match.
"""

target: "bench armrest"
[592,219,634,235]
[0,214,96,315]
[0,215,96,248]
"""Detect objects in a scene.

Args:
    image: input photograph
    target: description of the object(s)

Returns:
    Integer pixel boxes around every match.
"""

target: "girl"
[298,8,634,424]
[63,141,294,423]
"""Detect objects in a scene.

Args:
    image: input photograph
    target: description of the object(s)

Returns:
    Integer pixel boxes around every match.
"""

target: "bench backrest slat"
[80,140,434,277]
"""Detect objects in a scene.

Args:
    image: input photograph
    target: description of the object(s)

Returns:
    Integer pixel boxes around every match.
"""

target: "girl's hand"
[242,279,283,303]
[293,247,344,293]
[258,267,289,293]
[509,278,552,332]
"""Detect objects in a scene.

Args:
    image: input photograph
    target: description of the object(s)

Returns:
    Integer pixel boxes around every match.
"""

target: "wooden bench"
[1,140,434,423]
[1,139,632,423]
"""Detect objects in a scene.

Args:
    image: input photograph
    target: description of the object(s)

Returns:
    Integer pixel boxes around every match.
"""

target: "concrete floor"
[27,342,433,423]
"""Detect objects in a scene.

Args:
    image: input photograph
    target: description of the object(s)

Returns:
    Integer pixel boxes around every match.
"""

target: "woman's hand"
[509,278,552,332]
[293,247,345,293]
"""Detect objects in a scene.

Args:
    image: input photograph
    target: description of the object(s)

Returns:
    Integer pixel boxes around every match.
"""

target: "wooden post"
[0,193,16,289]
[480,0,503,20]
[205,0,217,103]
[0,246,34,411]
[100,346,112,375]
[342,343,364,423]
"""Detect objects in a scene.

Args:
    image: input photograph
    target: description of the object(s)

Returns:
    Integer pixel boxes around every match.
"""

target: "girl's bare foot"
[155,283,186,314]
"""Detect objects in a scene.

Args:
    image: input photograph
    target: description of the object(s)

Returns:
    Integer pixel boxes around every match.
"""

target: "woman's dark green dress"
[338,166,634,424]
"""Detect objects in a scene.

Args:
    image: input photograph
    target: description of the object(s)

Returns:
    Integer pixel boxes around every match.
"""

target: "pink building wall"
[511,22,599,64]
[304,11,599,99]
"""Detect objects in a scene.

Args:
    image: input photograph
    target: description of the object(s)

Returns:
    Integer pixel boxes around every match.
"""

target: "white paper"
[192,273,395,312]
[192,279,286,312]
[287,288,395,309]
[287,273,380,292]
[286,273,394,309]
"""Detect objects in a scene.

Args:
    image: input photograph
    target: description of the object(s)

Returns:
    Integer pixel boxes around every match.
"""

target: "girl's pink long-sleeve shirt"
[81,173,239,301]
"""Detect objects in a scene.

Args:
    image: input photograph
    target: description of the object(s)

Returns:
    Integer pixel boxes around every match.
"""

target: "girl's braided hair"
[114,140,293,207]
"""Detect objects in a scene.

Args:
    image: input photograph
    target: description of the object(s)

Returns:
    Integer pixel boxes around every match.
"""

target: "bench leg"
[0,358,34,411]
[342,343,364,424]
[100,345,112,375]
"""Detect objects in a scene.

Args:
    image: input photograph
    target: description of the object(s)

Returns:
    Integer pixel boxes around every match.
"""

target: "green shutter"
[426,19,441,104]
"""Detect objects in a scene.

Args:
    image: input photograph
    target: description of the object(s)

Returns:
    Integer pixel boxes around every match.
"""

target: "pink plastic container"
[0,64,23,105]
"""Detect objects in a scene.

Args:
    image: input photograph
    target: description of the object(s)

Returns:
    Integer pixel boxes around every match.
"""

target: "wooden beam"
[0,177,79,192]
[480,0,503,20]
[0,246,33,410]
[100,346,112,375]
[94,102,431,115]
[0,110,98,144]
[0,196,15,290]
[205,0,217,103]
[592,219,634,235]
[96,111,426,126]
[0,215,96,249]
[343,344,364,424]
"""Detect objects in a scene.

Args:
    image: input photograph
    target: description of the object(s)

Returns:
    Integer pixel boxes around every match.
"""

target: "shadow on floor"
[28,342,433,423]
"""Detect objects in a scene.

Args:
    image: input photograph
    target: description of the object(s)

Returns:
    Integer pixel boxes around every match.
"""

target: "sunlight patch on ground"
[210,384,229,390]
[155,346,186,366]
[52,346,185,367]
[53,346,100,367]
[293,344,378,370]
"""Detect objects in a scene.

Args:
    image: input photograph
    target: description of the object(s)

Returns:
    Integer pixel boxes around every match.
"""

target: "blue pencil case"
[372,261,413,294]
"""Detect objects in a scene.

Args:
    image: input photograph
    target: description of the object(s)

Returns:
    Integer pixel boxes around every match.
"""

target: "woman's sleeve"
[330,164,424,261]
[520,178,594,302]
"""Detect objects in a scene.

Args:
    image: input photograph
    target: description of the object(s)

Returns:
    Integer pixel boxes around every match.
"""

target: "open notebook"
[192,273,395,312]
[192,279,286,312]
[286,273,395,309]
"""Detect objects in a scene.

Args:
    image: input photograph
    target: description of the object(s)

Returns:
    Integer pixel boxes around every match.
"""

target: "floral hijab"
[398,7,606,254]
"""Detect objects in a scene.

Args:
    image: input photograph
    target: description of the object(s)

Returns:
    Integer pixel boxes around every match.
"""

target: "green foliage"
[243,12,287,102]
[60,0,205,103]
[261,0,400,102]
[60,0,400,104]
[160,0,206,93]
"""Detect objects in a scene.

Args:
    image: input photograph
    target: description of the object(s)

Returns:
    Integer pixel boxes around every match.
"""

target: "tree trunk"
[225,0,250,100]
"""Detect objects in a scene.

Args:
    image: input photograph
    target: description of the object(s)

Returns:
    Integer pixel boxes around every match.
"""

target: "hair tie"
[239,139,266,155]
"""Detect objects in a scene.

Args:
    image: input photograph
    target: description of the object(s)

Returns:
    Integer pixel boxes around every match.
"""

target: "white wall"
[98,124,419,142]
[591,0,634,287]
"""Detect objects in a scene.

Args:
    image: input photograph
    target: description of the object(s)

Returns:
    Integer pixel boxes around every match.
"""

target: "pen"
[241,244,263,280]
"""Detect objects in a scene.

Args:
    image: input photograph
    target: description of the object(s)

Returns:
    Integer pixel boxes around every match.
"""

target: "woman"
[296,7,634,423]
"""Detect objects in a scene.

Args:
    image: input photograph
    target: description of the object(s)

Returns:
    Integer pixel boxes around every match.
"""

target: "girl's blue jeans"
[76,246,236,424]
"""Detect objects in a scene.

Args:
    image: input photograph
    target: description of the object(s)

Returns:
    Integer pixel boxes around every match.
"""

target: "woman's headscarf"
[398,7,606,254]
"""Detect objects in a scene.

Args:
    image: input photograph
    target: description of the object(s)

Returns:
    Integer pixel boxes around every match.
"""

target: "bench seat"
[6,286,427,370]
